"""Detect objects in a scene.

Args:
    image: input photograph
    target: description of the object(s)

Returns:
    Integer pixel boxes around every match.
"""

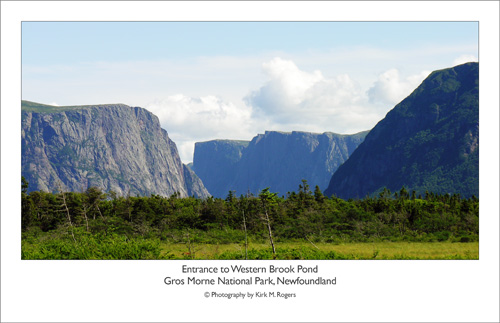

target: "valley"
[20,63,480,260]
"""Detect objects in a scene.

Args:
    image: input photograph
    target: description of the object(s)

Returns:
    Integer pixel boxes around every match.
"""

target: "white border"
[2,1,499,322]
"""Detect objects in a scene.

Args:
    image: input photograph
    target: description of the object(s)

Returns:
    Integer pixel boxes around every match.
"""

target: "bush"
[434,231,452,242]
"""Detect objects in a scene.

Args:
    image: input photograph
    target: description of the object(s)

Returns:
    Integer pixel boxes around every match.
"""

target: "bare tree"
[242,209,248,260]
[259,188,277,256]
[80,185,90,232]
[57,182,76,243]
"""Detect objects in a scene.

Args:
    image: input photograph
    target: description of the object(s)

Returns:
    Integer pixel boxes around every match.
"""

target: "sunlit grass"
[159,241,479,260]
[21,228,478,260]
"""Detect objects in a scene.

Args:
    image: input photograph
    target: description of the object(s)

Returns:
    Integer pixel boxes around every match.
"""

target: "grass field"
[21,230,479,260]
[159,241,479,260]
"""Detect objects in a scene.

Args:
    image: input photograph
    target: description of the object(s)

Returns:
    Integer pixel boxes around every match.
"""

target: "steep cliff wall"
[192,140,249,198]
[193,130,367,197]
[21,101,209,197]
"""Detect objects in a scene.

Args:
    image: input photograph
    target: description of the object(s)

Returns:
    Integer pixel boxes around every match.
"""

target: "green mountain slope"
[324,62,479,199]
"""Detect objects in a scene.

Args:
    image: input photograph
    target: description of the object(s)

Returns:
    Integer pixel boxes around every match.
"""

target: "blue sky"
[22,22,477,64]
[22,21,478,163]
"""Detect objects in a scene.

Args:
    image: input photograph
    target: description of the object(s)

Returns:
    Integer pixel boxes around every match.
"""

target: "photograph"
[21,21,479,260]
[2,1,499,322]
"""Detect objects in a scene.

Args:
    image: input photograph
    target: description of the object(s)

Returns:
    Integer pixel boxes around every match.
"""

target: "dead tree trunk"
[58,184,76,243]
[264,208,276,255]
[242,209,248,260]
[259,188,277,256]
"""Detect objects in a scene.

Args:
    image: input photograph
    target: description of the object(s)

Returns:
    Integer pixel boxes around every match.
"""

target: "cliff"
[21,101,209,198]
[192,139,249,198]
[193,130,367,197]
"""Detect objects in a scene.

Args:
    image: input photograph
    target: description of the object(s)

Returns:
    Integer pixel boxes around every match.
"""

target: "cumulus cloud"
[145,94,255,163]
[367,69,430,106]
[453,54,478,66]
[255,57,324,107]
[244,57,377,134]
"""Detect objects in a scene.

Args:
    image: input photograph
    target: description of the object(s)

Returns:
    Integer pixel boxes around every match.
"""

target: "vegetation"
[21,177,479,260]
[326,62,479,199]
[21,100,124,113]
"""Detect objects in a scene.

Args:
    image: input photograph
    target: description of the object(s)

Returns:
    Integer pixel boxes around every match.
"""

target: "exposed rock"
[192,139,249,198]
[193,130,367,198]
[21,101,209,198]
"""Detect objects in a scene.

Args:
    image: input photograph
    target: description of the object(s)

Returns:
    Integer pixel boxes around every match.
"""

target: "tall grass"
[22,229,172,260]
[22,230,479,260]
[161,241,479,260]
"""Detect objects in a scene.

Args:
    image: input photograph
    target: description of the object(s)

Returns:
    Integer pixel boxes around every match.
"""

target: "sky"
[22,21,478,163]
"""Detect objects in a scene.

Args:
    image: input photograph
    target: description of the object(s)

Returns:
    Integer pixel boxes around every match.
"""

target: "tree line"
[21,177,479,246]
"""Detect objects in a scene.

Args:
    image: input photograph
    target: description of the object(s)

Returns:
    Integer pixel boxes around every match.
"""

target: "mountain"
[192,130,368,198]
[21,101,209,198]
[324,62,479,199]
[192,139,249,198]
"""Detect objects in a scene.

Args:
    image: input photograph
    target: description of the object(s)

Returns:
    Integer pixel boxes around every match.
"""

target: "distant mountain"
[192,139,249,198]
[193,130,368,198]
[21,101,209,198]
[324,62,479,199]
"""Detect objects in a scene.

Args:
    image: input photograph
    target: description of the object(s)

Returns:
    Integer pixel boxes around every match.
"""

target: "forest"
[21,177,479,260]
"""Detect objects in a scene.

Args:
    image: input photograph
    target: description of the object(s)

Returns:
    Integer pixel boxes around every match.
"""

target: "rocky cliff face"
[21,101,209,198]
[324,62,479,199]
[193,130,367,198]
[192,140,249,198]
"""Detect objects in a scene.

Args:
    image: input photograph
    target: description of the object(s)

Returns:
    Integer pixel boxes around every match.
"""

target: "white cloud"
[145,94,255,163]
[367,69,430,106]
[244,57,378,134]
[260,57,324,106]
[453,54,478,66]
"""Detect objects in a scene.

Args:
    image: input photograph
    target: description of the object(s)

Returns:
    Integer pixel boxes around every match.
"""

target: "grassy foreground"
[159,241,479,260]
[21,232,478,260]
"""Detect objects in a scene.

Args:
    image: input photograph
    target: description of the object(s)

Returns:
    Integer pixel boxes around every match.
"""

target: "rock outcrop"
[324,62,479,199]
[21,101,209,198]
[193,130,368,198]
